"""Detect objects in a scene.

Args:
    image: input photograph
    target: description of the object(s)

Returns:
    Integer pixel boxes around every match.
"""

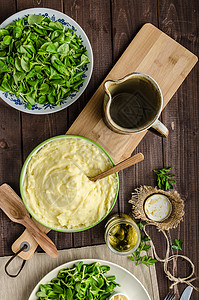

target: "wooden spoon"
[0,184,58,258]
[89,152,144,182]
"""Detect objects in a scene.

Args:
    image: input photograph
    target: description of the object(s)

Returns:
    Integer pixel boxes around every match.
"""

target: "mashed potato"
[23,137,118,230]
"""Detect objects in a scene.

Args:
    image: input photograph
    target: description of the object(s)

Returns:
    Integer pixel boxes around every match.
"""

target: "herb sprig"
[172,239,183,250]
[153,167,176,190]
[128,222,157,267]
[36,262,119,300]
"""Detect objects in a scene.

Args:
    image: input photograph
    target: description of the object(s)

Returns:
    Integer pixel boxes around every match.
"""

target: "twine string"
[143,224,199,292]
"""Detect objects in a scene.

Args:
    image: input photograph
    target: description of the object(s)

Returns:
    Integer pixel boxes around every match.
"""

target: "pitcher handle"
[148,119,169,138]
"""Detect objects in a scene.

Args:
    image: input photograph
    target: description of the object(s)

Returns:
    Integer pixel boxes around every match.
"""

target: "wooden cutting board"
[67,23,198,163]
[12,23,198,260]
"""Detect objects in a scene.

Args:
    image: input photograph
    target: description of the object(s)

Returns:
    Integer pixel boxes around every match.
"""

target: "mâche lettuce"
[0,15,90,109]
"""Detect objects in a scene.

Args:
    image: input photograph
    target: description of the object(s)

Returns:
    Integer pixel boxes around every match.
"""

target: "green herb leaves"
[0,15,90,109]
[36,262,119,300]
[128,222,157,267]
[172,239,183,250]
[153,167,176,190]
[128,235,157,267]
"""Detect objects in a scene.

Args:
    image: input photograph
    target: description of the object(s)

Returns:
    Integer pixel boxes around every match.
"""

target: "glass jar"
[104,213,141,255]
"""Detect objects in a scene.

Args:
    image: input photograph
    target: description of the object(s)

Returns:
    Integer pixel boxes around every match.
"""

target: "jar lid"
[129,186,184,230]
[144,193,172,221]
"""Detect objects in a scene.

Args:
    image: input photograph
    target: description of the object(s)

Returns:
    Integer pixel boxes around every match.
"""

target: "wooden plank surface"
[0,1,24,258]
[0,1,198,299]
[159,0,199,299]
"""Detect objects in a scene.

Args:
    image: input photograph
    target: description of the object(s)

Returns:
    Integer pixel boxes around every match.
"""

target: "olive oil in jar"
[105,214,141,255]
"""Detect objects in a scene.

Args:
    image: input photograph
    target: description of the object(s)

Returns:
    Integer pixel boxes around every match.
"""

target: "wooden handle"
[149,119,169,138]
[12,220,50,260]
[22,216,58,258]
[89,152,144,182]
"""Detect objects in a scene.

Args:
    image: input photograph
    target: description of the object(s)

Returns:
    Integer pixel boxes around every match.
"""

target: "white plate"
[28,259,151,300]
[0,8,93,114]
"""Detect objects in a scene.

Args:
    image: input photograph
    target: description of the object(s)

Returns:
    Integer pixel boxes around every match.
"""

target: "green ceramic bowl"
[20,135,119,232]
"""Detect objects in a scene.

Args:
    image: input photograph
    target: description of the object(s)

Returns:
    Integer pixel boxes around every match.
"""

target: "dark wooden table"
[0,1,198,299]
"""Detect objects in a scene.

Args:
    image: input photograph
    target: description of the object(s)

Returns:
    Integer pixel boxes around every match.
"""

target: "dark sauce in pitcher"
[109,77,160,129]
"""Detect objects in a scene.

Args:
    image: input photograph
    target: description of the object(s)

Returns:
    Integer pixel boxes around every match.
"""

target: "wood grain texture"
[16,0,64,10]
[0,0,16,24]
[159,0,199,298]
[0,2,24,257]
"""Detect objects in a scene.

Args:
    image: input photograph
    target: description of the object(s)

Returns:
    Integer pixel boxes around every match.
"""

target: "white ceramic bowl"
[0,8,93,114]
[28,259,151,300]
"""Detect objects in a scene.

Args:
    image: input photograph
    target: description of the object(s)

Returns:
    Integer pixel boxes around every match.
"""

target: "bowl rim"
[0,8,93,115]
[20,134,119,232]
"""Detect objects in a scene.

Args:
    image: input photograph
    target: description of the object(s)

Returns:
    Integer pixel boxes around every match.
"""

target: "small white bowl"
[0,8,93,114]
[109,292,129,300]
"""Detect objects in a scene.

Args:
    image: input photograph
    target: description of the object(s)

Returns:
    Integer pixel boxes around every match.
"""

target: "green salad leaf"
[0,15,90,109]
[36,262,119,300]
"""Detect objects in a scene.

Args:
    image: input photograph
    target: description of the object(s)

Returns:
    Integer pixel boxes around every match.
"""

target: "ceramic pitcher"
[103,72,169,137]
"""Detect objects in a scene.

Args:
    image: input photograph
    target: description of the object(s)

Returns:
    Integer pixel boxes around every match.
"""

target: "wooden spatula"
[0,184,58,258]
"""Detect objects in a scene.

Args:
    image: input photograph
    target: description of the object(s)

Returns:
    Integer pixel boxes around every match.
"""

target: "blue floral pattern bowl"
[0,8,93,114]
